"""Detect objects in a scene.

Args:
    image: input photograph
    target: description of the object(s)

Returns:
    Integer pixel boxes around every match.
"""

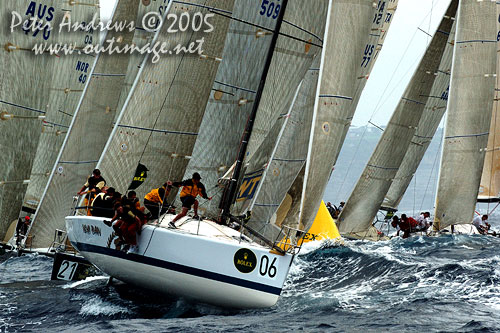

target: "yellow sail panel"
[302,200,341,242]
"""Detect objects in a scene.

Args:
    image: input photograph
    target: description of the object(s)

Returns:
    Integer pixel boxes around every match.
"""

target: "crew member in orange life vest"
[170,172,212,228]
[144,181,173,219]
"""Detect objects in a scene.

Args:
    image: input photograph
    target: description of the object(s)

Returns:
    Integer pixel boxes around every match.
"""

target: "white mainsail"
[96,0,235,205]
[337,1,458,236]
[114,1,164,116]
[21,1,99,215]
[0,0,67,239]
[28,0,140,248]
[299,0,398,231]
[434,0,497,230]
[478,3,500,203]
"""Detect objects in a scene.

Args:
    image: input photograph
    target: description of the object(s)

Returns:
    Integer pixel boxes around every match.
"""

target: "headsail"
[337,1,458,236]
[0,0,67,239]
[299,0,398,232]
[28,0,140,248]
[239,56,320,240]
[21,1,99,216]
[434,0,497,229]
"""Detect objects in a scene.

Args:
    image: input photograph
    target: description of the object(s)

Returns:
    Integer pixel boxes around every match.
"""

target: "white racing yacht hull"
[65,215,294,309]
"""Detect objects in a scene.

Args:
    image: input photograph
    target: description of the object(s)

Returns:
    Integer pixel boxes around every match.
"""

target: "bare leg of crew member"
[172,207,188,223]
[193,200,199,217]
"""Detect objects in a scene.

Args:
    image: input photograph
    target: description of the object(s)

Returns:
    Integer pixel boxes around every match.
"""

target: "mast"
[221,0,289,222]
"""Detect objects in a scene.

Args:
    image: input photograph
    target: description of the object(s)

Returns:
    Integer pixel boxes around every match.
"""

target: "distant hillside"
[323,126,443,214]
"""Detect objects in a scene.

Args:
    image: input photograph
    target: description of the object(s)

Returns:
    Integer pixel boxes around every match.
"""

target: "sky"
[101,0,452,127]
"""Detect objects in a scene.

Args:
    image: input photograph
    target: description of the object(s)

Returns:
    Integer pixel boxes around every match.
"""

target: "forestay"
[434,0,497,229]
[28,0,140,248]
[338,1,457,236]
[299,0,398,232]
[478,3,500,203]
[22,1,99,215]
[0,1,65,240]
[96,0,235,206]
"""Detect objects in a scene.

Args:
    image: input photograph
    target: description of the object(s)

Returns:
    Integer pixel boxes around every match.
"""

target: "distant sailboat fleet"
[1,0,498,308]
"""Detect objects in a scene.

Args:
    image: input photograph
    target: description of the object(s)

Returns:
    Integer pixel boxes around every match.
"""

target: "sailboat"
[14,0,100,247]
[298,0,398,236]
[63,0,341,308]
[0,0,76,247]
[432,0,496,233]
[337,0,497,239]
[337,0,459,240]
[24,0,141,250]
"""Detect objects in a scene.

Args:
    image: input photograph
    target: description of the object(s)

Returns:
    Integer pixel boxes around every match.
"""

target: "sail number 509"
[259,255,277,278]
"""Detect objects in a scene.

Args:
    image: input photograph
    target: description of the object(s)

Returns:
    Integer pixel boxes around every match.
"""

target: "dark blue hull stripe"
[76,242,282,296]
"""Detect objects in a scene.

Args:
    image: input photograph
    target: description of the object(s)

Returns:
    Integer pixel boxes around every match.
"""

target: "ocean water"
[2,233,500,332]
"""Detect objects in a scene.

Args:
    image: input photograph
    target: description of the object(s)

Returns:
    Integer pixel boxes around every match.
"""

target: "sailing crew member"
[77,169,106,216]
[399,214,418,238]
[326,202,337,218]
[107,202,142,254]
[338,201,345,213]
[15,216,31,246]
[391,215,400,237]
[416,212,430,232]
[124,191,147,225]
[91,187,115,218]
[472,214,489,235]
[144,181,173,220]
[170,172,212,228]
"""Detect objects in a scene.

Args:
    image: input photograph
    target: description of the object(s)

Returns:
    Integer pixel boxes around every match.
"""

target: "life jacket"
[144,186,166,204]
[87,175,106,190]
[179,179,205,198]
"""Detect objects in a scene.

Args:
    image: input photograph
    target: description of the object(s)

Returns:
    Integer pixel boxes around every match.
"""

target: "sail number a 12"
[57,260,78,281]
[259,255,277,278]
[259,0,281,19]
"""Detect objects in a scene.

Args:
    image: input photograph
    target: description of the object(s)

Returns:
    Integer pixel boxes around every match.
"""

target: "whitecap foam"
[79,296,131,316]
[62,275,108,289]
